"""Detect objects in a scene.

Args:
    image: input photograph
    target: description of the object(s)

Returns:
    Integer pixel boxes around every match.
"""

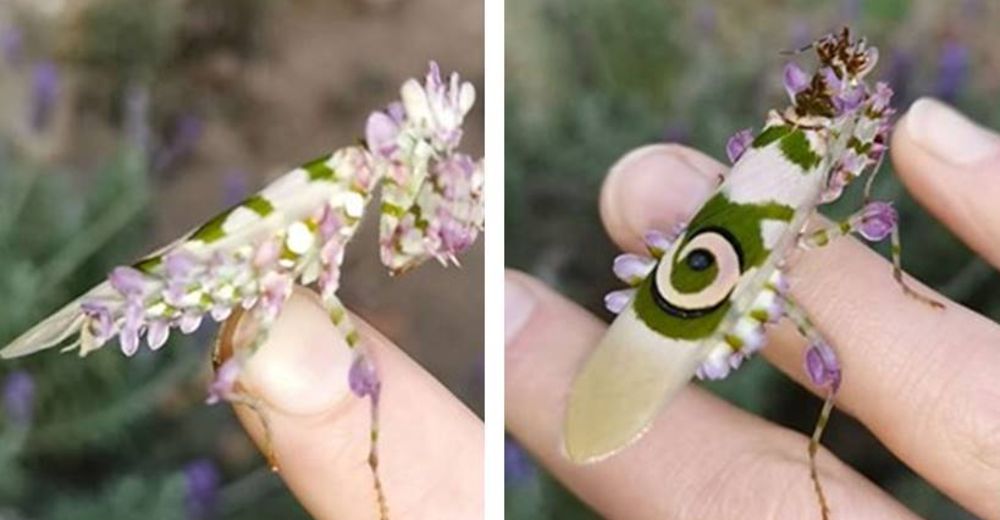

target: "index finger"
[225,288,483,520]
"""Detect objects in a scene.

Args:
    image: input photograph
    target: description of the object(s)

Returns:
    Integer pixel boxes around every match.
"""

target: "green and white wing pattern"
[565,28,905,467]
[564,123,826,462]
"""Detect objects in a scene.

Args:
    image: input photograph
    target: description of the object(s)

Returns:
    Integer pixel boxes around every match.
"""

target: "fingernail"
[505,274,536,346]
[228,288,354,416]
[905,97,1000,165]
[604,145,718,242]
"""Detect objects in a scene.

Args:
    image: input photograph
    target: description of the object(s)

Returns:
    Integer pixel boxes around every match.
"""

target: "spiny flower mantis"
[1,62,484,520]
[565,28,940,519]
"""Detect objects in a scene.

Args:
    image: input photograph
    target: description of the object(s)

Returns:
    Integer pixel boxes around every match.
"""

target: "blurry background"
[0,0,482,518]
[506,0,999,518]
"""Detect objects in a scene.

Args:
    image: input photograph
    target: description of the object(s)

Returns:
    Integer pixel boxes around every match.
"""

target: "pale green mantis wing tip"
[563,307,708,463]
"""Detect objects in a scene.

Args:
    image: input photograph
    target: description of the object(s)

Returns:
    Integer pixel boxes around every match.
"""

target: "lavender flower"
[223,169,249,206]
[661,120,690,145]
[505,436,536,483]
[725,128,753,164]
[935,40,969,102]
[2,371,35,426]
[30,61,59,133]
[805,340,841,391]
[154,114,204,172]
[1,27,23,65]
[183,459,220,520]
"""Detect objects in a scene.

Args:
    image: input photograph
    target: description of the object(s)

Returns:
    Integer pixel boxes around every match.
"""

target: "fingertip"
[600,144,724,252]
[228,287,354,417]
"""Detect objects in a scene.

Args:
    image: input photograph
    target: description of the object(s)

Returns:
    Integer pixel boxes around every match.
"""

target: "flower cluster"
[366,62,484,273]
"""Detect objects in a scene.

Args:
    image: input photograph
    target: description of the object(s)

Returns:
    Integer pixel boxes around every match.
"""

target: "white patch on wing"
[760,219,788,250]
[222,206,263,234]
[286,221,315,255]
[723,142,825,207]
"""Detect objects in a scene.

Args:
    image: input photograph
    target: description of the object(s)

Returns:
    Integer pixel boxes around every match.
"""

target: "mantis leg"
[323,292,389,520]
[210,308,280,471]
[798,201,943,308]
[782,296,840,520]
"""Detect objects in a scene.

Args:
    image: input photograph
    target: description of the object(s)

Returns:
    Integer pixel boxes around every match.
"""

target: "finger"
[505,270,914,520]
[599,144,721,252]
[223,287,482,520]
[601,144,1000,518]
[891,97,1000,269]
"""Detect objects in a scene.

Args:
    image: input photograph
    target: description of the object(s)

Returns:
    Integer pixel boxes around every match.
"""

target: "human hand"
[505,97,1000,519]
[220,287,483,520]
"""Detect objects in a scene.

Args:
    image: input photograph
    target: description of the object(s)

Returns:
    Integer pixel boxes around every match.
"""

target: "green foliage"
[507,0,998,517]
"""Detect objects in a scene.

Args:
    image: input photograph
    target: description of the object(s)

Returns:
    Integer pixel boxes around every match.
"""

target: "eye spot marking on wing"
[653,228,743,317]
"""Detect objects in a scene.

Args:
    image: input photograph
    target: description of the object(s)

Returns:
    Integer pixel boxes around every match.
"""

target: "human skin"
[220,287,483,520]
[506,97,1000,519]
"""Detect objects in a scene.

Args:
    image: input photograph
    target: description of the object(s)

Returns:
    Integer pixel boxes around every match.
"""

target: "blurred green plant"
[506,0,998,517]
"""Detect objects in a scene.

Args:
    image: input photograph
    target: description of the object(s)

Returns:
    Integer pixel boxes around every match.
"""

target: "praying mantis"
[0,62,484,520]
[564,28,940,519]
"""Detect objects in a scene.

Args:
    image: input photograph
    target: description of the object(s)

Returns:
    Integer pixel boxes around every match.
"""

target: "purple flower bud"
[109,266,148,296]
[859,200,897,242]
[725,128,754,164]
[935,40,968,103]
[3,371,35,426]
[603,288,636,314]
[183,459,220,520]
[349,355,380,405]
[206,358,241,405]
[805,340,841,391]
[612,254,655,285]
[223,169,249,206]
[783,62,810,102]
[1,27,24,65]
[30,61,59,133]
[505,436,536,483]
[155,114,203,173]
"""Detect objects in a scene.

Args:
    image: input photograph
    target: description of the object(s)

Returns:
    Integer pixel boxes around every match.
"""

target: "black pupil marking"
[686,249,714,271]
